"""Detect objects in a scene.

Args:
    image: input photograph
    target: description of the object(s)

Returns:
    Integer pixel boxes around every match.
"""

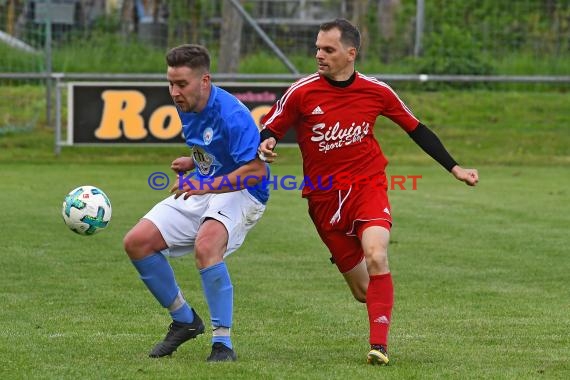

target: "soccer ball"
[62,185,112,235]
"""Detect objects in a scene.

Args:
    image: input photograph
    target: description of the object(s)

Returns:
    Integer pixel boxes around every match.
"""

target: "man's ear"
[202,72,211,88]
[348,47,357,63]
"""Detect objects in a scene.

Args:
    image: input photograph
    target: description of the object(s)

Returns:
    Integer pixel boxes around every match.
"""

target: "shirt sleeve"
[227,110,260,166]
[260,85,301,139]
[408,123,458,171]
[378,84,420,133]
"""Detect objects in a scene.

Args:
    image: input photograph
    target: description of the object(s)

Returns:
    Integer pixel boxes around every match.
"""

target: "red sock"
[366,273,394,347]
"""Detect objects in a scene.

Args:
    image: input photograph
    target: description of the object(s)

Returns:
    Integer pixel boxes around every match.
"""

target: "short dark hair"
[319,18,361,52]
[166,44,210,72]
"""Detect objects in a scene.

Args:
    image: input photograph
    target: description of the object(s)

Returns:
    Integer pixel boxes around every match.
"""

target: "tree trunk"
[218,0,243,73]
[351,0,370,61]
[377,0,401,63]
[188,0,200,44]
[120,0,136,34]
[6,0,19,35]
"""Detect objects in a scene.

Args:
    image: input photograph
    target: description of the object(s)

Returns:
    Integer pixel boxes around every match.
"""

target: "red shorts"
[307,182,392,273]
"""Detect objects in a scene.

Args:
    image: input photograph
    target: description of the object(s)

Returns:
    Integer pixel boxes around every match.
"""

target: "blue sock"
[213,334,232,349]
[200,262,233,348]
[132,253,194,323]
[169,303,194,324]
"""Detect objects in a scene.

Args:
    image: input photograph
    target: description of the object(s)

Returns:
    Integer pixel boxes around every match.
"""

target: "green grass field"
[1,162,568,379]
[1,89,569,379]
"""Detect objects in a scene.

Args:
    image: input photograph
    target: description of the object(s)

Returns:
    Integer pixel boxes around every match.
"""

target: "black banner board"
[67,82,296,145]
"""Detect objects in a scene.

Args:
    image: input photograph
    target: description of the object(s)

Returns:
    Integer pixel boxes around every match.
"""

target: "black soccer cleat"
[367,344,389,365]
[148,309,205,358]
[206,342,237,362]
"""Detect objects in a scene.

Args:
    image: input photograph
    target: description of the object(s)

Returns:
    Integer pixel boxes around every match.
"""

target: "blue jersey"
[178,85,270,204]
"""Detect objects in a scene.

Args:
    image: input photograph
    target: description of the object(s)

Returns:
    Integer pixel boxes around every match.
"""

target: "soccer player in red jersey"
[258,18,478,365]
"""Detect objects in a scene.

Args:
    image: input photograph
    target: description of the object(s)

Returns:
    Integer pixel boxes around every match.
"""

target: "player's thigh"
[203,190,265,256]
[194,218,229,268]
[143,195,207,256]
[123,218,168,259]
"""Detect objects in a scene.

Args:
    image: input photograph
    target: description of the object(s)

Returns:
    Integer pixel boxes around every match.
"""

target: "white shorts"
[143,190,266,258]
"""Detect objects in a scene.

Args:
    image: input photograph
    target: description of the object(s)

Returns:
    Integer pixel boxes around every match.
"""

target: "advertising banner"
[67,82,295,145]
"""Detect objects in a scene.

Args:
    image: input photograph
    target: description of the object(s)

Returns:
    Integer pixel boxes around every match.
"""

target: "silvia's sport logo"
[311,121,371,153]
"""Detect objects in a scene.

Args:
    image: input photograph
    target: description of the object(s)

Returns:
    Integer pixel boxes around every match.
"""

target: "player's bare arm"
[171,158,268,199]
[171,156,195,173]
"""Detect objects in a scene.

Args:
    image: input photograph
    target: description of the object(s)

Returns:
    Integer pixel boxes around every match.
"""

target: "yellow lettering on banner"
[149,105,182,140]
[250,105,272,130]
[95,90,148,140]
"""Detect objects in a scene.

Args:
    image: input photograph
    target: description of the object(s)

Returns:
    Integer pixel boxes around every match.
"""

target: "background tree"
[377,0,401,63]
[4,0,21,34]
[351,0,370,61]
[218,0,244,73]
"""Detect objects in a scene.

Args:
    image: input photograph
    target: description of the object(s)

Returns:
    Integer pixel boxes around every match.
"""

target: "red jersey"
[261,72,420,198]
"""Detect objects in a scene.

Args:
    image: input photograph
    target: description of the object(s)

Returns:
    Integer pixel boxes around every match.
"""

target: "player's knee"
[366,258,389,275]
[343,261,369,303]
[122,231,136,255]
[123,229,147,259]
[363,240,388,257]
[194,221,228,267]
[194,237,224,265]
[195,236,211,256]
[352,289,367,303]
[346,275,368,303]
[363,247,389,274]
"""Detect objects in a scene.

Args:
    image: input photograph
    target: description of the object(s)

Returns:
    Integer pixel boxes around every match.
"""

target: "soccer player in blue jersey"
[123,44,269,362]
